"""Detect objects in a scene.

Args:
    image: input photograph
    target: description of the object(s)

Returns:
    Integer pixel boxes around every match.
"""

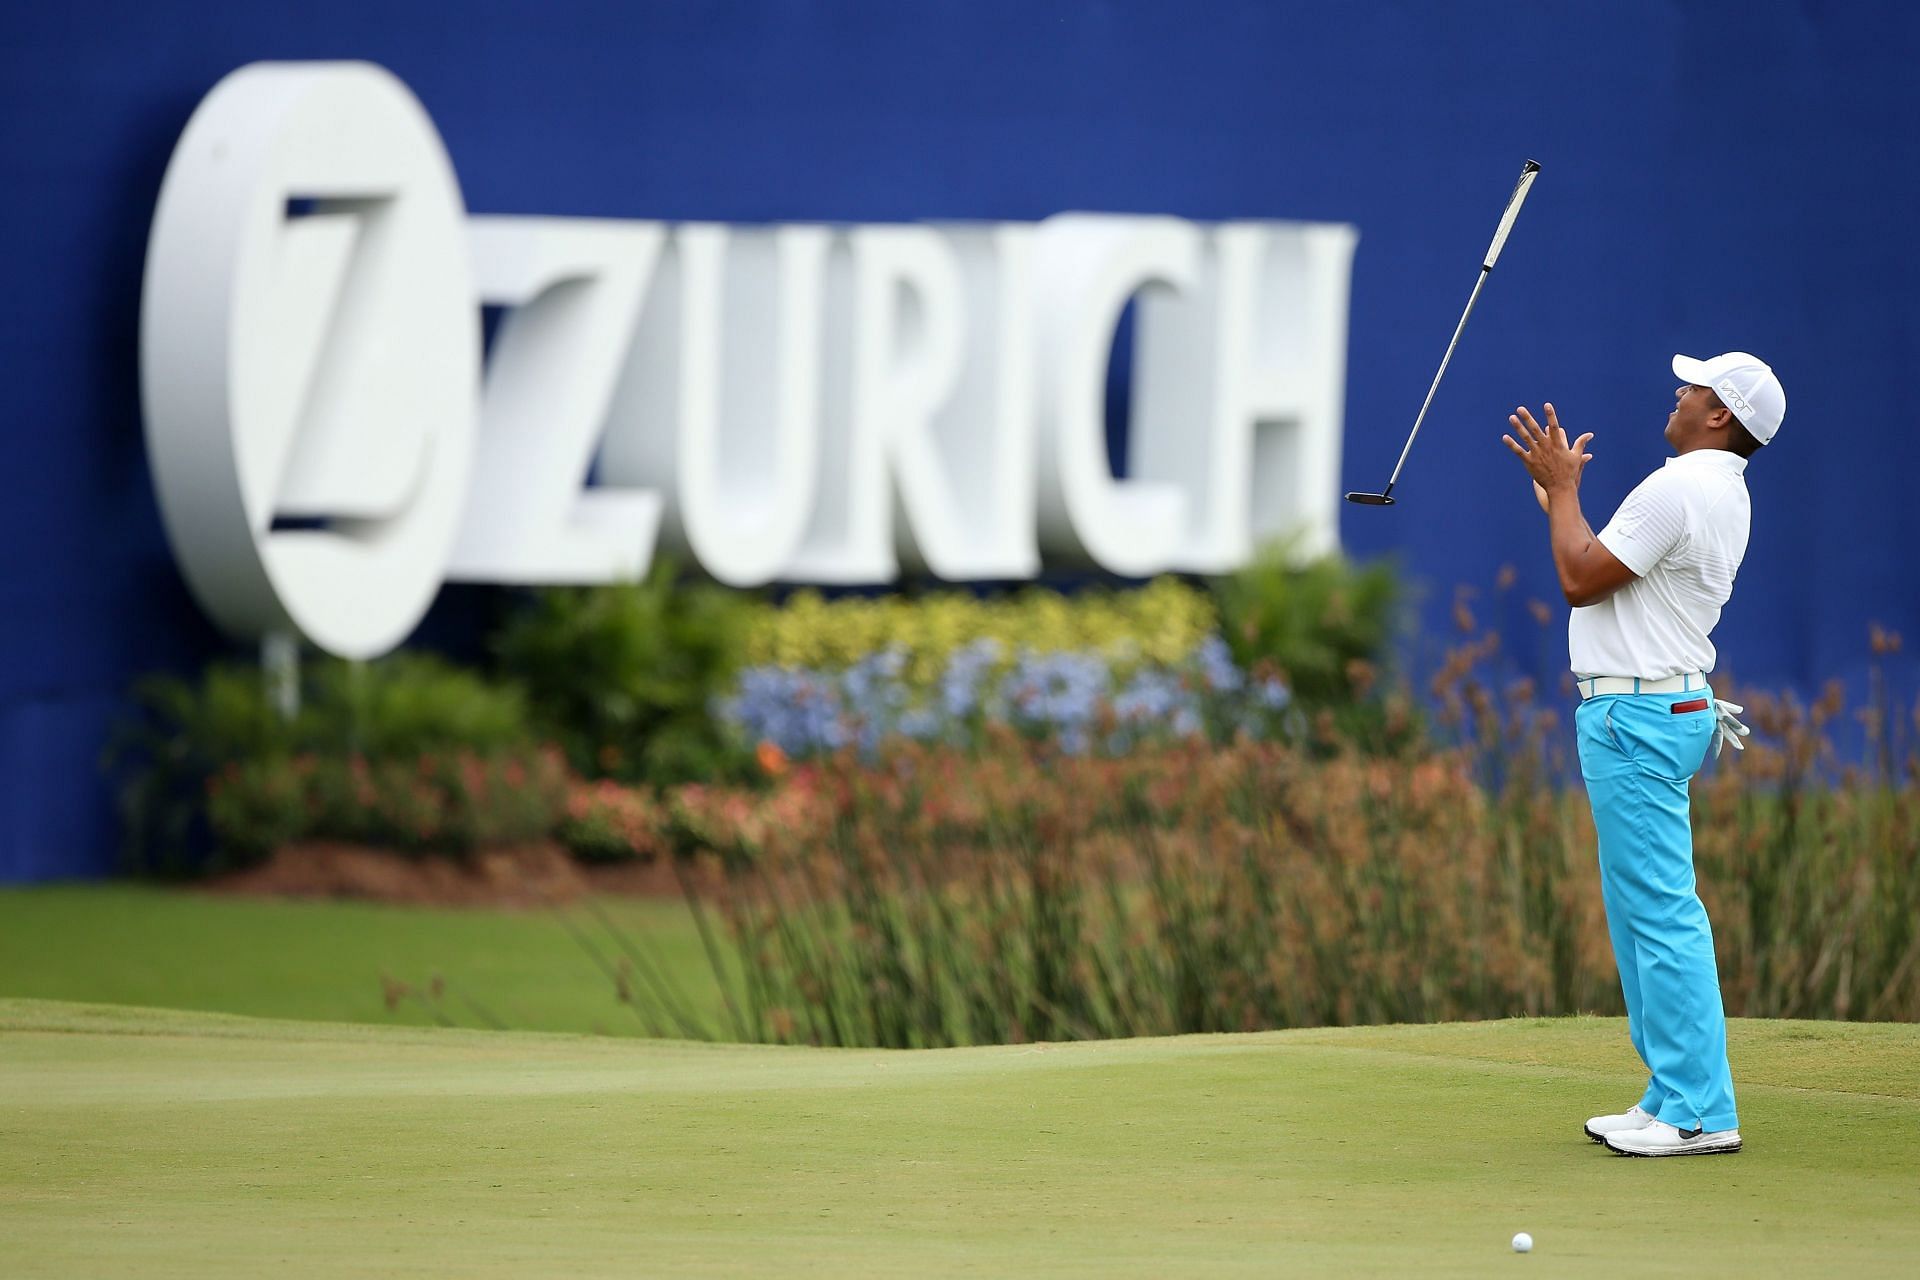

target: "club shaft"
[1363,159,1540,503]
[1383,266,1491,492]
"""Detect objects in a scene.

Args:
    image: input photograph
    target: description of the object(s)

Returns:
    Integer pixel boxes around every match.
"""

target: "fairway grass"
[0,885,723,1036]
[3,1002,1916,1277]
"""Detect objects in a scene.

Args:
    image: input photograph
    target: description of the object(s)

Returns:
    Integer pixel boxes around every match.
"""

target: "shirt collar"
[1664,448,1748,476]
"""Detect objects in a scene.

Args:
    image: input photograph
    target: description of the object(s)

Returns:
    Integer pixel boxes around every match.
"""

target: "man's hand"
[1502,401,1636,607]
[1503,403,1593,497]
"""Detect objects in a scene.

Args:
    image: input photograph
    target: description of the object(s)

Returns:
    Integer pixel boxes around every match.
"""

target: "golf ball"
[1512,1232,1533,1253]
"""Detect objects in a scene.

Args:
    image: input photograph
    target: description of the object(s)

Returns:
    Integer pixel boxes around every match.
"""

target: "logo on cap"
[1715,379,1755,420]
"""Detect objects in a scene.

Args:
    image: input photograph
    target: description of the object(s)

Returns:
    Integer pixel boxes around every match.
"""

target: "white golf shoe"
[1582,1105,1654,1143]
[1603,1120,1742,1157]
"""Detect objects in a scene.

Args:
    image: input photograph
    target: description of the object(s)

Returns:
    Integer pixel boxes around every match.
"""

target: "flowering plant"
[719,634,1295,761]
[206,747,569,860]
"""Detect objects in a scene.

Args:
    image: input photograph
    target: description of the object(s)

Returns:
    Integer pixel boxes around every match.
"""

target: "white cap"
[1672,351,1786,445]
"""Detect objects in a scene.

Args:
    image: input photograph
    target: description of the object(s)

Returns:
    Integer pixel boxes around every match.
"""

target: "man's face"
[1664,383,1725,447]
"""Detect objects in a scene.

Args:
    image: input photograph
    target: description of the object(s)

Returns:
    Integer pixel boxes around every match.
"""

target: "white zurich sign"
[141,61,1359,660]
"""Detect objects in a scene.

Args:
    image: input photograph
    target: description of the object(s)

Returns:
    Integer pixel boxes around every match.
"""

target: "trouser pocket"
[1605,695,1715,782]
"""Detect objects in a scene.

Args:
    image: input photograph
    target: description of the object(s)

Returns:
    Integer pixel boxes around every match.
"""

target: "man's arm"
[1541,480,1636,607]
[1504,404,1638,607]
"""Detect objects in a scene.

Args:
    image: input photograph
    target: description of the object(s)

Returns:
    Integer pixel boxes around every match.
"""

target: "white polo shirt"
[1568,449,1751,679]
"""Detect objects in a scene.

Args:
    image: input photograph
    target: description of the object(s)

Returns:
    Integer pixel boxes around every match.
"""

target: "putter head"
[1344,491,1396,506]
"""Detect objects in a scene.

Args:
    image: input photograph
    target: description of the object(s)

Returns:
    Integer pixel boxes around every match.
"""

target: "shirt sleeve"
[1596,470,1687,576]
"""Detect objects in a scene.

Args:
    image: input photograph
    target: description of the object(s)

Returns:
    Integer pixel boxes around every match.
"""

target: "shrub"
[663,777,835,867]
[302,655,533,757]
[201,756,307,864]
[110,652,554,874]
[109,664,305,876]
[206,748,569,862]
[558,779,673,864]
[494,561,755,785]
[1213,542,1415,755]
[742,577,1218,688]
[1212,541,1402,708]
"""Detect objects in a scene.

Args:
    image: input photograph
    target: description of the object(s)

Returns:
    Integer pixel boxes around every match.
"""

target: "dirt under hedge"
[205,842,682,909]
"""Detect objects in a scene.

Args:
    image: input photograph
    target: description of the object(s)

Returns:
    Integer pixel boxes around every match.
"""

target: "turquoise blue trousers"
[1575,691,1739,1133]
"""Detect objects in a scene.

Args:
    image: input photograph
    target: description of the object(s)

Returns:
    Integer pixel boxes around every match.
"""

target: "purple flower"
[940,639,1003,720]
[1195,635,1244,693]
[998,650,1110,734]
[720,630,1296,760]
[1114,669,1186,724]
[1254,675,1291,710]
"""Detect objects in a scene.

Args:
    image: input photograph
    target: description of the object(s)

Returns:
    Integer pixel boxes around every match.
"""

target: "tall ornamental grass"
[653,736,1613,1046]
[589,655,1919,1046]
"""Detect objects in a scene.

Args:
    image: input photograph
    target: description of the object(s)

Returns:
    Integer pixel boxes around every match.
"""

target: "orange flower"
[756,740,789,777]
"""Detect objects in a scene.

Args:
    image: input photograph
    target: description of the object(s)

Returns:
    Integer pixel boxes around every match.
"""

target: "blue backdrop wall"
[4,0,1917,881]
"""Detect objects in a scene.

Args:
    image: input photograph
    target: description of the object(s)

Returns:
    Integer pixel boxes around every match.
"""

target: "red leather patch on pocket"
[1671,698,1709,714]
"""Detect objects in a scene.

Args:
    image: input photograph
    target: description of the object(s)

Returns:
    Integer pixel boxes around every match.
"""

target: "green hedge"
[110,652,556,874]
[494,560,755,785]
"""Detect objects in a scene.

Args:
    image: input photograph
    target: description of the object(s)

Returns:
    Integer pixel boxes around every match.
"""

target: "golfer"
[1503,352,1785,1157]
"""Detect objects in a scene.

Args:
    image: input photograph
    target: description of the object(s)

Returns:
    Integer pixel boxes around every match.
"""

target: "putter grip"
[1481,159,1541,270]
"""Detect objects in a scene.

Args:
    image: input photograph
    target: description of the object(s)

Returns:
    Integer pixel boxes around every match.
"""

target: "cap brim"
[1672,354,1715,385]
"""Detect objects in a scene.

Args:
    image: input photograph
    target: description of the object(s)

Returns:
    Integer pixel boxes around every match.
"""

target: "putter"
[1346,159,1541,507]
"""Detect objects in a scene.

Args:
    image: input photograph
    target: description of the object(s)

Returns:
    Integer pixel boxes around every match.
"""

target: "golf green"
[3,1001,1915,1276]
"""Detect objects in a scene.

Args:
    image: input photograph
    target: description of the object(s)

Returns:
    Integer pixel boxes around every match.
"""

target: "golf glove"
[1713,699,1751,759]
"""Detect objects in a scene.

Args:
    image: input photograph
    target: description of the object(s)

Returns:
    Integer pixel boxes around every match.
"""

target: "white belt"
[1574,672,1708,700]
